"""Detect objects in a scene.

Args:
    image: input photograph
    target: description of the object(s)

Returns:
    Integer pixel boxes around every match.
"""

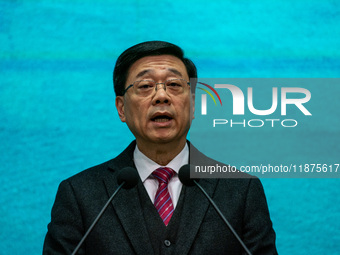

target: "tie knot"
[152,167,175,184]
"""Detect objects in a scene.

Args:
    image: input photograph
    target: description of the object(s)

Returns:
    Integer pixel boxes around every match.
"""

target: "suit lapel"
[103,141,154,255]
[173,142,220,254]
[174,178,218,254]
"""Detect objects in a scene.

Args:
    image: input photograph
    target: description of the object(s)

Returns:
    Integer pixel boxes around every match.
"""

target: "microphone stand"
[71,182,125,255]
[194,180,252,255]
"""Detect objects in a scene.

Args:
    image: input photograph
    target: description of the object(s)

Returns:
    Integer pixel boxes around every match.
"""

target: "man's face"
[115,55,195,148]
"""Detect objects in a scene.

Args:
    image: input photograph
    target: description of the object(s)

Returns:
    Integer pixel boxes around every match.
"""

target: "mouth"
[151,113,173,123]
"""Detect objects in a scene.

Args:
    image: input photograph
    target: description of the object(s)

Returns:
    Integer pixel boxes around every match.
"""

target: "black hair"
[113,41,197,96]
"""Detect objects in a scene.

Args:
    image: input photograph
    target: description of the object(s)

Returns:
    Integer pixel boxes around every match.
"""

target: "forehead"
[127,55,188,82]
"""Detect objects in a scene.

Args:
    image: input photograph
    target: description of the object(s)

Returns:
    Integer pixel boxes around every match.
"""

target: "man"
[43,41,277,254]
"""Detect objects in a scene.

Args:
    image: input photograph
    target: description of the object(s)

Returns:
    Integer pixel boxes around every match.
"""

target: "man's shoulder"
[64,141,137,185]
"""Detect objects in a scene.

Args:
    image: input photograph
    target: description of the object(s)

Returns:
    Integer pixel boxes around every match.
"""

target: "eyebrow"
[135,68,184,79]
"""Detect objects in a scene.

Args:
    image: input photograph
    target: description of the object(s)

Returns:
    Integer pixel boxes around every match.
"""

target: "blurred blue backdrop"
[1,0,339,254]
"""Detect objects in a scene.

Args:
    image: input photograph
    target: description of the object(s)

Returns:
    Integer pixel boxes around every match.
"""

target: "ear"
[191,93,195,120]
[115,96,126,122]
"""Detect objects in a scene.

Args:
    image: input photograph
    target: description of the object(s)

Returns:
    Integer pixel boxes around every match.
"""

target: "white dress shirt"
[133,144,188,208]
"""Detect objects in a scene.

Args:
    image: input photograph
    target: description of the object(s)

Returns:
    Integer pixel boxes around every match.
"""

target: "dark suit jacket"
[43,141,277,255]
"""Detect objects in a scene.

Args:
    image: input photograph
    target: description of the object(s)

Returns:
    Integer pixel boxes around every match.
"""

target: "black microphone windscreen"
[117,167,139,189]
[178,164,197,187]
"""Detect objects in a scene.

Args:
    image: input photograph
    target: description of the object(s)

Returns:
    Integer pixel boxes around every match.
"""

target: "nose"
[152,83,171,105]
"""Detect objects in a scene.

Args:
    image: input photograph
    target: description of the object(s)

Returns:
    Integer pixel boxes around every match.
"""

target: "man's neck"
[136,139,187,166]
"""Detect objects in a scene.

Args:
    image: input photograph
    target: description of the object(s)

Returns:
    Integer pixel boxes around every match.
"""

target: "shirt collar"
[133,143,189,182]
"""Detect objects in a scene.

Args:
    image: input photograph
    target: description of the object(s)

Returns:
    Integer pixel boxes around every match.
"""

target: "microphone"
[71,167,139,255]
[178,164,252,255]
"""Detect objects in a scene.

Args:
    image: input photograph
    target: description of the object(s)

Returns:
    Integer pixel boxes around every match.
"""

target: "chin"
[153,134,186,145]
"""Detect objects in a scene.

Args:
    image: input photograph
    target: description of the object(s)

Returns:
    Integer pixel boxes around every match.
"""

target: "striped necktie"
[152,167,175,226]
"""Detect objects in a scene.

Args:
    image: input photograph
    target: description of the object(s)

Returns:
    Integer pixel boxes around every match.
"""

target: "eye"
[136,80,155,90]
[139,84,153,89]
[166,79,183,88]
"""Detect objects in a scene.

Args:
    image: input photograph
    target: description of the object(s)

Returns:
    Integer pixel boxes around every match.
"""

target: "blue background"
[1,0,339,254]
